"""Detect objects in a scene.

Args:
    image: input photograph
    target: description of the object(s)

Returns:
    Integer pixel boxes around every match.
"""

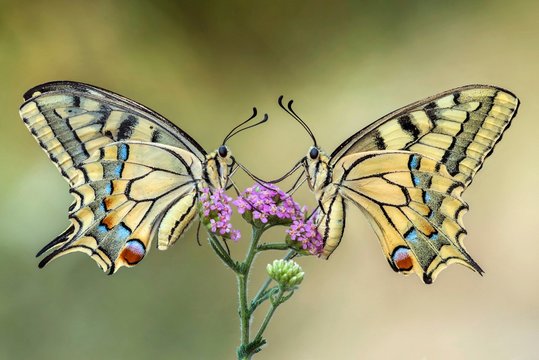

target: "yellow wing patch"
[329,151,480,283]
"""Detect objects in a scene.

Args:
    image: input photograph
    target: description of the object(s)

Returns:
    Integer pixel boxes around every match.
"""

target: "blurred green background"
[1,1,538,359]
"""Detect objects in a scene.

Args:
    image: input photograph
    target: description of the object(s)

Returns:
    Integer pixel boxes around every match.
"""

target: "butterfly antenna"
[223,108,269,145]
[278,95,317,147]
[223,107,257,144]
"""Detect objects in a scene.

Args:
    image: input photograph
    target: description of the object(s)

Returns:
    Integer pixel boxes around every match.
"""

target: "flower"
[233,183,324,255]
[199,187,241,241]
[232,183,304,226]
[266,259,304,290]
[286,216,324,255]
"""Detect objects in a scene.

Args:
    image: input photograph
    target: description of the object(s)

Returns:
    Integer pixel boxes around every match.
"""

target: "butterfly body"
[20,81,236,274]
[291,85,519,283]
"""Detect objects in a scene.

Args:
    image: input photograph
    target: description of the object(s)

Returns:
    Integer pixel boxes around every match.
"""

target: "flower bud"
[266,259,304,290]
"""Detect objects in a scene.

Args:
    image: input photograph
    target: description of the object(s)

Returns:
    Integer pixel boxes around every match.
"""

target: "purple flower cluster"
[232,183,304,224]
[197,182,323,255]
[287,217,324,255]
[232,183,324,256]
[199,187,241,241]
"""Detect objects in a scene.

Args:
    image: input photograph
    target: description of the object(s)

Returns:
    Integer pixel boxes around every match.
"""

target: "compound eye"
[218,145,228,158]
[309,147,319,159]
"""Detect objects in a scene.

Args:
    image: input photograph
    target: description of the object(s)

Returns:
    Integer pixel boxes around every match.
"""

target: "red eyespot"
[120,240,146,265]
[393,247,413,271]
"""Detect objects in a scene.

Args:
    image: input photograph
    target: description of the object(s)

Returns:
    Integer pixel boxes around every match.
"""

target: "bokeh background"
[1,1,538,359]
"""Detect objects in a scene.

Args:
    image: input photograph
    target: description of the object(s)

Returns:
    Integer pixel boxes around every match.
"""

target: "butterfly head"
[304,146,330,193]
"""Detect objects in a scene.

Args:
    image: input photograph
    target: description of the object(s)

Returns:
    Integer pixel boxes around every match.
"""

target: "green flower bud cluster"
[266,259,304,290]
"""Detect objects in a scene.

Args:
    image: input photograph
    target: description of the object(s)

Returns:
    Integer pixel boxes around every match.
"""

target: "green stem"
[208,234,237,271]
[253,288,284,342]
[237,226,265,359]
[252,278,273,307]
[238,249,298,359]
[256,243,290,251]
[238,274,249,346]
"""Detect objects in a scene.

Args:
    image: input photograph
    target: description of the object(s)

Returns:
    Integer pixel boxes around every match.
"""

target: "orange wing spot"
[103,194,126,210]
[120,240,146,265]
[101,214,117,230]
[393,247,413,271]
[104,197,114,209]
[402,207,436,236]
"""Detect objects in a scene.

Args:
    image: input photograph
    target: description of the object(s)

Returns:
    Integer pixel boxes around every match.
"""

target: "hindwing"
[37,141,202,274]
[326,151,481,283]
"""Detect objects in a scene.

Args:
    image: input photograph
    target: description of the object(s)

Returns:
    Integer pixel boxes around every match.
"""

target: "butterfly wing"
[20,81,209,273]
[325,151,480,283]
[20,81,206,186]
[330,85,519,186]
[37,141,203,274]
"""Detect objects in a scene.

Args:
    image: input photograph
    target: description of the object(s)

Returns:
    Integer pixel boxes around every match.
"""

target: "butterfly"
[278,85,519,283]
[20,81,266,274]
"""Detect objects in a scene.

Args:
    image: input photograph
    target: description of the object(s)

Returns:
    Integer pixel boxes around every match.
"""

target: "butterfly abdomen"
[318,187,347,259]
[157,189,198,250]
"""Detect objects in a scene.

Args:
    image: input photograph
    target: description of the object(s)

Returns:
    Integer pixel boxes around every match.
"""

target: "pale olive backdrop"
[0,1,538,359]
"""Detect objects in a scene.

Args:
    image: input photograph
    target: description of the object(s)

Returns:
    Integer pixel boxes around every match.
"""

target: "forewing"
[20,81,206,186]
[330,85,519,186]
[332,151,481,283]
[37,141,203,274]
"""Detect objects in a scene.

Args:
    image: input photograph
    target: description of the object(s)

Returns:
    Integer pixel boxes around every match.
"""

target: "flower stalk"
[237,225,264,352]
[200,184,323,359]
